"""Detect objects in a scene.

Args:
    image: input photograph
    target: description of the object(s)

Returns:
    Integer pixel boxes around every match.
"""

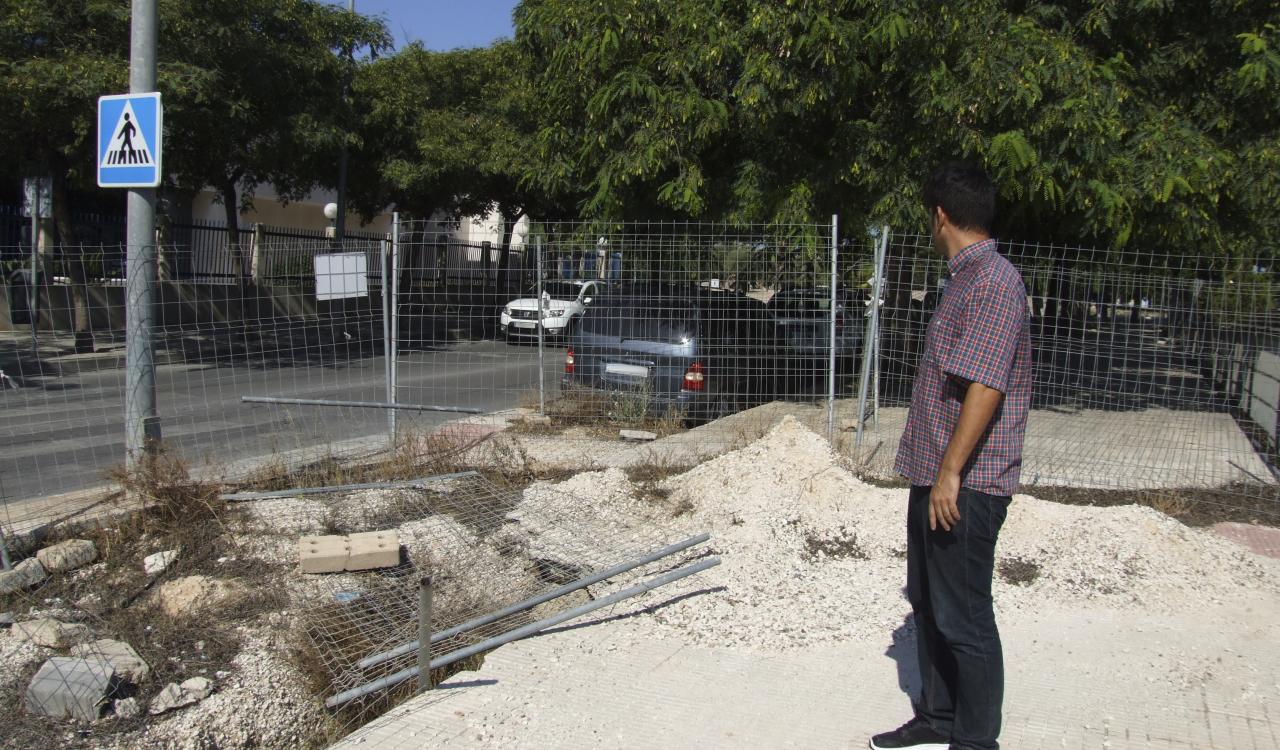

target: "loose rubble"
[0,558,47,595]
[36,539,98,573]
[11,617,92,649]
[71,638,150,683]
[25,656,114,721]
[143,549,179,577]
[153,575,247,618]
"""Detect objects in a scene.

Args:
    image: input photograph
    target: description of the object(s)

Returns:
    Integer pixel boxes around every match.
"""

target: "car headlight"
[503,306,512,316]
[545,309,565,317]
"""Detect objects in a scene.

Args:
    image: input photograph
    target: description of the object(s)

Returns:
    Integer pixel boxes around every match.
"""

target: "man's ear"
[932,205,949,231]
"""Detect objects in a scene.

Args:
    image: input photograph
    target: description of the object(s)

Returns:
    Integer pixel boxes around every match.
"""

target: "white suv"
[500,280,605,342]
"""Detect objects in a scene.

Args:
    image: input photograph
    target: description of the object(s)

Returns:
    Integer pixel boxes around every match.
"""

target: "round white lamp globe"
[323,202,339,220]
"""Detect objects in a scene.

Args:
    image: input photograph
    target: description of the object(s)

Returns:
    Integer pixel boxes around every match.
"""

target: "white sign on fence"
[314,252,368,301]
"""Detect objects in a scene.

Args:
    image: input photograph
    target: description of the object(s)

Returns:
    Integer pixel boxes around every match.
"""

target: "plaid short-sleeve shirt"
[894,239,1032,495]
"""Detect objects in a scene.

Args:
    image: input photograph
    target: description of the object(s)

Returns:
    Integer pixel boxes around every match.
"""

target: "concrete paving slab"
[1212,522,1280,559]
[329,594,1278,750]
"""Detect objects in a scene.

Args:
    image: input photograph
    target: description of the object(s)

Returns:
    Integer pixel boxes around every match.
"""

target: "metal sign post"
[105,0,163,466]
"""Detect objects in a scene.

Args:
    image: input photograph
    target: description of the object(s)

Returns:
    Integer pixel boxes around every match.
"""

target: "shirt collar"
[947,238,996,275]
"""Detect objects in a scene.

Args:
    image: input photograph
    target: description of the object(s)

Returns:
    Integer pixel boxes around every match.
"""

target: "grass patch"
[624,452,695,509]
[514,388,689,438]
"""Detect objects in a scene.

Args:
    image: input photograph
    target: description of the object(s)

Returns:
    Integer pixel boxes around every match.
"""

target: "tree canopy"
[2,0,1276,264]
[513,0,1280,260]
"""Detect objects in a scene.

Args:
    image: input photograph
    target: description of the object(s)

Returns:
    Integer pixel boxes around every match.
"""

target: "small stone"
[619,429,658,441]
[11,617,92,648]
[71,639,150,684]
[149,683,190,715]
[36,540,97,573]
[180,676,213,700]
[143,550,179,577]
[74,593,105,616]
[0,558,47,595]
[25,657,114,722]
[113,697,141,719]
[0,612,14,627]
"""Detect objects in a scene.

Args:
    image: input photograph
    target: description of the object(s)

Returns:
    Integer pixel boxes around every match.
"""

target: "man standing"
[870,163,1032,750]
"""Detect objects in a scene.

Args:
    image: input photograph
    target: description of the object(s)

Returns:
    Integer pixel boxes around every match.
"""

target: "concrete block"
[71,639,150,684]
[12,617,92,648]
[0,612,13,627]
[25,657,114,722]
[346,531,400,571]
[620,429,658,441]
[299,535,349,574]
[0,558,47,595]
[36,539,97,573]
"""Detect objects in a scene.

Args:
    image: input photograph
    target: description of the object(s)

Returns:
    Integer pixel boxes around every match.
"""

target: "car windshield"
[530,282,583,301]
[581,293,698,344]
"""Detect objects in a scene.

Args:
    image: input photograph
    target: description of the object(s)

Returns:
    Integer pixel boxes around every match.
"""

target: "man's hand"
[930,469,962,531]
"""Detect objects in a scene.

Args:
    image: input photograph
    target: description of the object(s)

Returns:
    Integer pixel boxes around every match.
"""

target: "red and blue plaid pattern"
[895,239,1032,495]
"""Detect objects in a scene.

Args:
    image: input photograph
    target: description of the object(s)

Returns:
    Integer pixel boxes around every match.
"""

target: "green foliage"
[511,0,1280,263]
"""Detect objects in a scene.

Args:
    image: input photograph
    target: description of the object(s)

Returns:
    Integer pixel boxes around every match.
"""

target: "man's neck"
[941,230,991,261]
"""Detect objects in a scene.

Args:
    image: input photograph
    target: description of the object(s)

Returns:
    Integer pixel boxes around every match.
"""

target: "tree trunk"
[220,178,246,287]
[50,169,95,353]
[496,206,524,297]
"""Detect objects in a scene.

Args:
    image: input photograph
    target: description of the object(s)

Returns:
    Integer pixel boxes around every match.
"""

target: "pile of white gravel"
[493,468,673,574]
[553,416,1280,652]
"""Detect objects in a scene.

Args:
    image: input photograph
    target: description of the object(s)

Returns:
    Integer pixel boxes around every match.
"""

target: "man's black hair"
[923,161,996,234]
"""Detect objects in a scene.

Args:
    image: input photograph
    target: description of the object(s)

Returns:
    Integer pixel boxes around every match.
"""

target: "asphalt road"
[0,340,563,505]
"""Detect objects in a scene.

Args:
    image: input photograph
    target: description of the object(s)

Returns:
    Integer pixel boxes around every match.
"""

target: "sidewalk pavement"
[332,592,1278,750]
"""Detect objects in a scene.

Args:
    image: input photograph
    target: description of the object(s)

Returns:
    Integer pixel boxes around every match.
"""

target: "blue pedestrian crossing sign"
[97,93,163,188]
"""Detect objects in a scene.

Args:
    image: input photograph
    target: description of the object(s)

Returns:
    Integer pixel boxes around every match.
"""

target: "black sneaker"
[869,716,950,749]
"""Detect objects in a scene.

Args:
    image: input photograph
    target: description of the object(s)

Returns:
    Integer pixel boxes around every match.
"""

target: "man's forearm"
[939,380,1005,477]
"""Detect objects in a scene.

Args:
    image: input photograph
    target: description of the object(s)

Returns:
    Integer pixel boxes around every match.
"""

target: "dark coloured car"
[560,282,790,423]
[767,288,863,392]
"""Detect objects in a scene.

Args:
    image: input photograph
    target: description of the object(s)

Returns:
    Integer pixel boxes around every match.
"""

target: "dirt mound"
[619,416,1280,651]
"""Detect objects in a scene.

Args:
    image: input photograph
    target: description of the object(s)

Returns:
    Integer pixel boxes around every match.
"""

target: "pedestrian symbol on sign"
[104,105,153,166]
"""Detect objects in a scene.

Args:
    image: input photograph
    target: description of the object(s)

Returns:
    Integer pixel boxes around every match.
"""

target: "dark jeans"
[906,485,1010,750]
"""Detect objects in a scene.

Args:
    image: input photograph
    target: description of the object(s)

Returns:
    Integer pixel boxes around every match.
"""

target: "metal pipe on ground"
[220,471,480,502]
[241,396,482,414]
[418,575,432,694]
[357,532,712,671]
[326,555,722,709]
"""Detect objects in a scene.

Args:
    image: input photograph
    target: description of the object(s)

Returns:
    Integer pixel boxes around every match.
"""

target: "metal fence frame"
[1,213,1277,536]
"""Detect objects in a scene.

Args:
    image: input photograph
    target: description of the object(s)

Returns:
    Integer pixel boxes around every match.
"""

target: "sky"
[343,1,519,52]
